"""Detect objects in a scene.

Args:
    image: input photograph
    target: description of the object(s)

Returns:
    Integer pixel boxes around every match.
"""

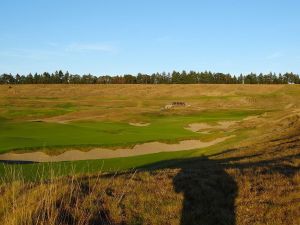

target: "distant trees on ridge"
[1,70,299,84]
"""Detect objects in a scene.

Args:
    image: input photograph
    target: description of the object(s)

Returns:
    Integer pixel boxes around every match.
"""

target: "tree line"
[1,70,299,84]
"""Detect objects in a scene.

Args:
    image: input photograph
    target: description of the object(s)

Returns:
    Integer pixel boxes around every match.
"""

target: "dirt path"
[0,136,234,162]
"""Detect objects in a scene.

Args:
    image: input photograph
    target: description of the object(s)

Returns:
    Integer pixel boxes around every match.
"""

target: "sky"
[1,0,300,75]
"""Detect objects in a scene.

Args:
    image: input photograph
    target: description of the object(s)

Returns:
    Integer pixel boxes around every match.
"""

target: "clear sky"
[1,0,300,75]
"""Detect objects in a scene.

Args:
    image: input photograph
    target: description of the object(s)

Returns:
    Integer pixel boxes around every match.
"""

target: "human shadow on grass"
[137,150,299,225]
[1,149,298,225]
[138,156,238,225]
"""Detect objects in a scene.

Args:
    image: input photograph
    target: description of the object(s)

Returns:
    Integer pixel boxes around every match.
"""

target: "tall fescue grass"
[0,162,185,225]
[0,164,135,225]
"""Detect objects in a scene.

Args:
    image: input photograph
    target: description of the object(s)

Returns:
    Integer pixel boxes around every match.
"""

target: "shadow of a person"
[172,157,237,225]
[137,147,299,225]
[139,156,237,225]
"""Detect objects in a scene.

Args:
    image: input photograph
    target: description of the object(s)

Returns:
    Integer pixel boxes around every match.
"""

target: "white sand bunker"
[185,121,237,133]
[129,122,150,127]
[243,115,260,121]
[0,135,234,163]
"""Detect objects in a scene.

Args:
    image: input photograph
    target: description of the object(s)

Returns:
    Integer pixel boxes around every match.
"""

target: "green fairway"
[0,131,243,181]
[0,110,260,154]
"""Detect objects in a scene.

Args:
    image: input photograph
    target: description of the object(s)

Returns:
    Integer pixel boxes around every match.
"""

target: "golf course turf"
[0,110,261,154]
[0,84,298,180]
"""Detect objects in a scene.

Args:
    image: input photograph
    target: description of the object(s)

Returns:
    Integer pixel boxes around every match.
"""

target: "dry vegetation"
[0,84,300,224]
[0,84,292,122]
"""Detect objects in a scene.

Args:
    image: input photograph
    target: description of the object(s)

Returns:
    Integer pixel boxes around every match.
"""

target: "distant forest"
[1,70,299,84]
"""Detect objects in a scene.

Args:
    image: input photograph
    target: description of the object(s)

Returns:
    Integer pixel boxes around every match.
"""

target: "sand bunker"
[243,115,260,121]
[185,121,237,133]
[285,103,294,109]
[129,122,150,127]
[0,136,234,163]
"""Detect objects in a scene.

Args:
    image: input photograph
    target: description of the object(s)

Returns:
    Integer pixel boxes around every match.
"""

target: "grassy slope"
[0,111,299,225]
[0,84,299,179]
[1,85,300,224]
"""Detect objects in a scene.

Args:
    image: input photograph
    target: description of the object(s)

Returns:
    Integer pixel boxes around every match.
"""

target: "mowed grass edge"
[0,131,246,181]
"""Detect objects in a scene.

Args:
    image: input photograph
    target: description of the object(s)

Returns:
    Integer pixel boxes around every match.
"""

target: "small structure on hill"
[172,101,186,107]
[164,101,189,109]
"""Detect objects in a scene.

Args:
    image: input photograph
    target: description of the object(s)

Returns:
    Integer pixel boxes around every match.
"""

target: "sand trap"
[0,136,234,163]
[129,122,150,127]
[243,115,260,121]
[185,121,237,133]
[285,103,294,109]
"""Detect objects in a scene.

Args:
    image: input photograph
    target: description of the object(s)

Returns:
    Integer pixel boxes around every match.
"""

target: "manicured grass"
[0,131,248,181]
[0,150,194,181]
[0,110,261,153]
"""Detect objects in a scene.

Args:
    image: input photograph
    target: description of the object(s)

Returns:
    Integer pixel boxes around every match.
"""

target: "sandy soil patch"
[243,115,260,121]
[0,136,234,162]
[285,103,294,109]
[185,121,237,133]
[129,122,150,127]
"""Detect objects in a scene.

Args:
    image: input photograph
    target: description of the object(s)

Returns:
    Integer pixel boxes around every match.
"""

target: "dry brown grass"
[0,169,184,225]
[1,84,299,122]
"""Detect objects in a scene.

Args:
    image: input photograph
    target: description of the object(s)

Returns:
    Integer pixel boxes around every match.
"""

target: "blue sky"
[1,0,300,75]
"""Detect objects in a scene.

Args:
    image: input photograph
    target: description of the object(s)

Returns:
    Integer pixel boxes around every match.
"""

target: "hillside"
[1,106,299,225]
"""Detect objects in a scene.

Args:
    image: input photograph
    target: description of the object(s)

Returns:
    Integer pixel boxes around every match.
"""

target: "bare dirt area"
[0,136,234,162]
